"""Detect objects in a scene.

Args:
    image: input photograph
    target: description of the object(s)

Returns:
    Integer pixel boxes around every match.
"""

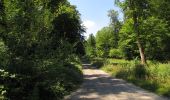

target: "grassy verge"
[92,58,170,97]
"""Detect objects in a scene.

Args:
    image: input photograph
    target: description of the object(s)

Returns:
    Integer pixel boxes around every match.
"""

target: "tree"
[108,10,121,48]
[116,0,151,64]
[96,27,115,57]
[119,18,138,60]
[150,0,170,60]
[140,17,169,60]
[0,0,5,36]
[0,0,85,99]
[50,1,85,56]
[118,0,170,61]
[86,34,96,57]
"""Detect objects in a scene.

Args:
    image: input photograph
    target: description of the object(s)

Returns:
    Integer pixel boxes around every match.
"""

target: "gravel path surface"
[65,64,169,100]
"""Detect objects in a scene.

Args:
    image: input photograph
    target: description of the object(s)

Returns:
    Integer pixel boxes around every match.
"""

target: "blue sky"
[68,0,123,38]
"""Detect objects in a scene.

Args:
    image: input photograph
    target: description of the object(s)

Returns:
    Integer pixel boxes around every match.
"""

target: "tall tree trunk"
[133,12,146,65]
[137,38,146,65]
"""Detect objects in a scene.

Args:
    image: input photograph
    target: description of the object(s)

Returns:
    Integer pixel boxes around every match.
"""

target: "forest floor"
[65,64,169,100]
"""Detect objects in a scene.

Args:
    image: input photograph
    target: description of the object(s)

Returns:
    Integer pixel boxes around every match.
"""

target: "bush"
[36,63,83,100]
[0,41,9,69]
[96,49,106,57]
[0,69,14,100]
[0,62,83,100]
[91,58,106,68]
[109,49,123,59]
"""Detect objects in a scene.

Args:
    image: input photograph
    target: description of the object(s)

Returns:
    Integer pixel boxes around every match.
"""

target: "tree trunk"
[137,38,146,65]
[133,11,146,65]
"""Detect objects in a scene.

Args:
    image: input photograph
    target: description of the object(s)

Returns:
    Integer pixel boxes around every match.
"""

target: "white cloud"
[83,20,95,29]
[82,20,106,39]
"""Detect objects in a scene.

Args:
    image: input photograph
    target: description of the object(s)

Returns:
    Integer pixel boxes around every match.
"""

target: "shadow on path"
[65,64,168,100]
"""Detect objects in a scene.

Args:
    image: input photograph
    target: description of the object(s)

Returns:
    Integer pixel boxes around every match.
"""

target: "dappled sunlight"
[1,0,170,99]
[65,65,168,100]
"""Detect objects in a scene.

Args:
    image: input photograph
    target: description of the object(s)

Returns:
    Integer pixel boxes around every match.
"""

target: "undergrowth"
[0,58,83,100]
[97,58,170,97]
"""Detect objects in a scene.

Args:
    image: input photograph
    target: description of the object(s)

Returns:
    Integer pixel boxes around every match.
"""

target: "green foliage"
[85,24,121,58]
[85,34,96,57]
[95,27,115,57]
[108,9,121,48]
[134,64,147,79]
[86,0,170,97]
[91,58,106,68]
[101,59,170,97]
[0,62,83,100]
[35,63,83,100]
[119,19,137,60]
[119,15,170,61]
[109,49,123,58]
[140,17,169,60]
[0,40,9,69]
[115,0,170,61]
[50,2,85,56]
[0,69,17,99]
[0,0,84,99]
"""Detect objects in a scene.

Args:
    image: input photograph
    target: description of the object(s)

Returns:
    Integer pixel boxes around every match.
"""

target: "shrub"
[35,63,83,100]
[134,64,147,79]
[96,49,106,57]
[0,41,9,69]
[91,58,107,68]
[0,62,83,100]
[109,49,123,59]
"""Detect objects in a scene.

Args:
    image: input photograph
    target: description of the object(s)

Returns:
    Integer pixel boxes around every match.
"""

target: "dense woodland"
[0,0,170,99]
[0,0,85,99]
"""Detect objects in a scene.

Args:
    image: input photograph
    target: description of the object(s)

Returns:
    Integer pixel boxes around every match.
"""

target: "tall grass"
[100,58,170,97]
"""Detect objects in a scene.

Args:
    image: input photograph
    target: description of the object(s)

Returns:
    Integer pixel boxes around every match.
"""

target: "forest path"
[65,64,168,100]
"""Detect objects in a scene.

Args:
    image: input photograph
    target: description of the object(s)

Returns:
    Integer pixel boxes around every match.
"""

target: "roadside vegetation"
[0,0,84,99]
[0,0,170,99]
[85,0,170,98]
[98,58,170,97]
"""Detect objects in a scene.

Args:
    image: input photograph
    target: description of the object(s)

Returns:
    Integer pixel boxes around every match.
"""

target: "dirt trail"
[65,64,169,100]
